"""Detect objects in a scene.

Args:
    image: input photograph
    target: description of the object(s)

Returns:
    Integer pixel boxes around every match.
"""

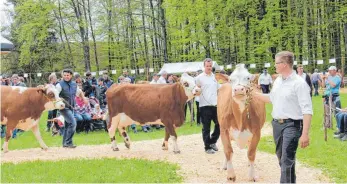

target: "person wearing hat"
[322,66,341,109]
[253,51,312,183]
[258,69,272,94]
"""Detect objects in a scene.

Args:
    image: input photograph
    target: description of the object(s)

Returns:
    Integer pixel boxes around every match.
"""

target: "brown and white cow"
[106,73,200,153]
[1,85,65,152]
[218,64,266,182]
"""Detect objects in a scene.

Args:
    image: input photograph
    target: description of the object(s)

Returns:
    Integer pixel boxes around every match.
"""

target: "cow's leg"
[118,126,131,149]
[2,124,15,153]
[108,116,119,151]
[247,133,261,182]
[31,122,48,150]
[221,128,236,182]
[162,129,169,151]
[166,124,180,154]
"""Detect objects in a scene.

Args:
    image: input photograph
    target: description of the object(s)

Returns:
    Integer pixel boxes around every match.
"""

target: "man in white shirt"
[253,51,312,183]
[157,71,168,84]
[258,69,272,93]
[196,58,221,154]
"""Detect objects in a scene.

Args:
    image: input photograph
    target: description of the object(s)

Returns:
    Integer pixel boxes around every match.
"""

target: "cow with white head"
[179,72,201,101]
[1,84,65,152]
[218,64,266,182]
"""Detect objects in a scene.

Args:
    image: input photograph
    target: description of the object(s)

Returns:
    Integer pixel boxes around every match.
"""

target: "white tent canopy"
[158,61,222,74]
[0,34,14,52]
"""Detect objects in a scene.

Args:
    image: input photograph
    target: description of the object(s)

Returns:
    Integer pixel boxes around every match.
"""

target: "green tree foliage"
[1,0,347,76]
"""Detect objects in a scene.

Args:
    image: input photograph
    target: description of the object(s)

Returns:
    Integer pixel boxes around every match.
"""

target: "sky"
[0,0,14,35]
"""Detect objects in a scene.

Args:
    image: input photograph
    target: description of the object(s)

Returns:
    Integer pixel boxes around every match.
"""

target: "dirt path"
[1,124,329,183]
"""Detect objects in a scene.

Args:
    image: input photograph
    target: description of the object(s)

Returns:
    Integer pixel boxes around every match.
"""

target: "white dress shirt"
[195,72,220,107]
[157,76,167,84]
[269,71,313,119]
[258,73,272,85]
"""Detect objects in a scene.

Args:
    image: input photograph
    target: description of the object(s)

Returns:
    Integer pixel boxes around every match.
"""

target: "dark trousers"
[196,101,201,124]
[272,119,303,183]
[200,106,220,150]
[60,109,77,146]
[312,81,319,96]
[261,84,270,94]
[336,112,347,133]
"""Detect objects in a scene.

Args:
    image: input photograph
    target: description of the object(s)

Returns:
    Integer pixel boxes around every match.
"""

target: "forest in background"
[1,0,347,78]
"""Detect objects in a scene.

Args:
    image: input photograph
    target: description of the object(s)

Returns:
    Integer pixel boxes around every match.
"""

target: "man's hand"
[299,133,310,148]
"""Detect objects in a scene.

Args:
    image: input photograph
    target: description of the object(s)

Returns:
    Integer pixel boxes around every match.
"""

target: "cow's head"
[38,84,65,110]
[229,64,254,98]
[180,73,201,101]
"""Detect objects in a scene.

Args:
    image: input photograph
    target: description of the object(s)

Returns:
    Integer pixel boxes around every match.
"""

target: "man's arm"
[300,114,312,148]
[253,92,271,103]
[296,83,313,148]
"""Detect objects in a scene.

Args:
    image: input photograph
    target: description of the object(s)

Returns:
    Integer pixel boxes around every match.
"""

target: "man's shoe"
[205,149,215,154]
[63,145,77,148]
[210,143,218,151]
[334,133,344,138]
[334,131,341,135]
[340,134,347,141]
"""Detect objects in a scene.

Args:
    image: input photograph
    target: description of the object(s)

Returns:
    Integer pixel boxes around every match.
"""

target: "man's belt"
[273,118,303,124]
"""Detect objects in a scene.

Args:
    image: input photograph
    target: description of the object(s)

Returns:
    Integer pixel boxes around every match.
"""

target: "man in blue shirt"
[322,66,341,108]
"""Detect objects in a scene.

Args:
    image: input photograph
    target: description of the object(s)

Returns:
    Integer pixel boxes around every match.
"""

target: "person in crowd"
[102,71,114,88]
[296,64,313,97]
[258,69,272,94]
[311,69,322,96]
[157,71,167,84]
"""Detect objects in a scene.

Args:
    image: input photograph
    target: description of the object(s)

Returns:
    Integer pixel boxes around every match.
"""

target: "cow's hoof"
[124,142,130,149]
[41,146,49,151]
[249,176,258,182]
[227,176,236,182]
[173,150,181,154]
[112,147,119,151]
[223,166,227,170]
[162,146,168,151]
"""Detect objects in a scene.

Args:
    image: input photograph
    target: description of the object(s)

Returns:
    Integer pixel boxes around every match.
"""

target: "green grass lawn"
[258,94,347,183]
[1,158,183,183]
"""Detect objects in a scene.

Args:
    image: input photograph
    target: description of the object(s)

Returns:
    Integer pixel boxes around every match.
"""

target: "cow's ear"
[250,74,256,82]
[37,85,46,93]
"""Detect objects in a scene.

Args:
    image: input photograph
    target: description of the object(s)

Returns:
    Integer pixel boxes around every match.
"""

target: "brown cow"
[1,85,65,152]
[106,73,200,153]
[218,64,266,181]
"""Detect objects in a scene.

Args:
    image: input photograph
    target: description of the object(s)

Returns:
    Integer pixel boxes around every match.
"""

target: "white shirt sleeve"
[56,83,62,94]
[195,76,201,87]
[296,82,313,115]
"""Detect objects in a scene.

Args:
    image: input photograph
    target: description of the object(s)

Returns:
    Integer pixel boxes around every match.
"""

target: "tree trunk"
[58,0,74,69]
[71,0,91,71]
[158,0,168,63]
[87,0,99,72]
